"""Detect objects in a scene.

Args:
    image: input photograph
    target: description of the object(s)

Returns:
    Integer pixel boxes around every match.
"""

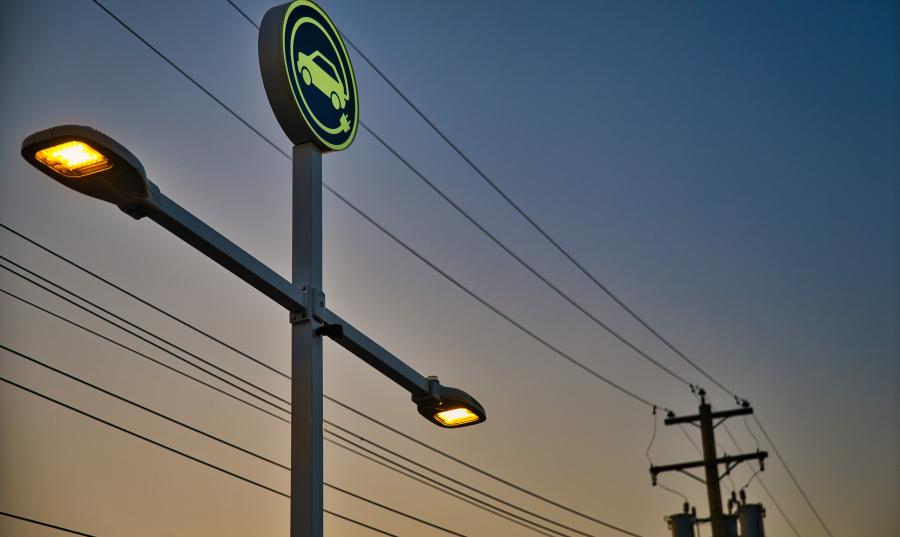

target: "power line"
[90,0,289,162]
[678,424,702,455]
[93,6,826,535]
[751,416,835,537]
[645,408,690,504]
[224,0,257,29]
[0,373,465,537]
[217,0,696,396]
[0,511,94,536]
[0,287,290,424]
[0,287,599,537]
[0,254,290,409]
[326,395,642,536]
[324,433,559,537]
[1,373,288,496]
[357,121,694,388]
[325,421,607,537]
[0,343,560,537]
[19,2,813,534]
[4,248,631,535]
[334,19,842,535]
[0,230,644,537]
[326,482,467,537]
[223,0,686,411]
[15,0,810,528]
[721,423,802,537]
[321,187,664,410]
[86,0,668,413]
[0,344,289,471]
[337,11,739,403]
[0,292,632,537]
[0,222,290,380]
[0,260,292,416]
[323,509,398,537]
[677,402,801,536]
[339,16,842,536]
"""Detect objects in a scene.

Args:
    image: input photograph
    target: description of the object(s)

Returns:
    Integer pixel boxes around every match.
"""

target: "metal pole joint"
[289,284,325,325]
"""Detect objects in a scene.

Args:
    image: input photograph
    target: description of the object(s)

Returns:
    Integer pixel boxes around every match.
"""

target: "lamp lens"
[434,407,480,427]
[35,141,112,178]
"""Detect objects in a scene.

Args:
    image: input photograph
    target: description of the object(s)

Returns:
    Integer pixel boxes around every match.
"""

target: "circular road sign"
[259,0,358,152]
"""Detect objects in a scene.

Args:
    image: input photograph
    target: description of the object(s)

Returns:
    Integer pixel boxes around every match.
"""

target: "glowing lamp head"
[22,125,159,218]
[34,141,112,178]
[433,407,481,427]
[413,376,486,429]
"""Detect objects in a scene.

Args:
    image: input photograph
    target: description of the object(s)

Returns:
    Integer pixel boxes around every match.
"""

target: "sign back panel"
[259,0,358,151]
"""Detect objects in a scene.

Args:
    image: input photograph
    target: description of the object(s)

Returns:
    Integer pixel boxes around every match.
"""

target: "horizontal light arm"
[140,185,308,314]
[136,183,430,398]
[320,310,429,397]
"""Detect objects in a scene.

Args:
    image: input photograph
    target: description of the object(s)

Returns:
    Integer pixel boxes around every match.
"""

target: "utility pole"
[650,391,768,537]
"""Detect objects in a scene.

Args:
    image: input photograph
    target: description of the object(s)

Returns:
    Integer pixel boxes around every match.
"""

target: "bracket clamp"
[289,284,326,324]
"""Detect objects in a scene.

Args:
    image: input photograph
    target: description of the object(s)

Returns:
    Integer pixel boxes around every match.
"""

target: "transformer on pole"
[739,503,767,537]
[666,503,697,537]
[723,515,739,537]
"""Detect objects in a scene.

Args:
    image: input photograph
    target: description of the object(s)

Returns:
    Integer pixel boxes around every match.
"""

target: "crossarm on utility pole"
[664,406,754,426]
[320,310,430,397]
[650,451,768,479]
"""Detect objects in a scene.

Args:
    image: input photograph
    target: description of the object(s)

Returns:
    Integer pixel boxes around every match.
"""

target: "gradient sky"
[1,1,898,536]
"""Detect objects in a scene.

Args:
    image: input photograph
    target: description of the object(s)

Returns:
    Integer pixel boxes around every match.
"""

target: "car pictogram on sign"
[297,50,347,110]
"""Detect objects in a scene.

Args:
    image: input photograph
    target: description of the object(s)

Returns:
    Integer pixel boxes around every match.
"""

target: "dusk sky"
[1,1,898,536]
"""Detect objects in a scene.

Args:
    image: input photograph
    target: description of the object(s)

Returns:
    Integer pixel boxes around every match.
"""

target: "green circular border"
[281,0,358,151]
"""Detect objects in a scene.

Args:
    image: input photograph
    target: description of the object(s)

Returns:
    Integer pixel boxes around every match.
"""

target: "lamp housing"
[412,376,486,429]
[21,125,160,217]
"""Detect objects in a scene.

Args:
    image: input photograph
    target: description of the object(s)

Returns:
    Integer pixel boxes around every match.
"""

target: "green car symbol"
[297,50,348,110]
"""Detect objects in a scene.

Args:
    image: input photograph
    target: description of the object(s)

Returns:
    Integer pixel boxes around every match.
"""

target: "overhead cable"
[0,373,465,537]
[86,0,672,412]
[0,247,637,536]
[0,344,570,537]
[0,260,291,416]
[0,287,290,424]
[0,511,93,537]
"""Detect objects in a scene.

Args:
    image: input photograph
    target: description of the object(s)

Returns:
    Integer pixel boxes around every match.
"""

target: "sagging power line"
[4,1,837,535]
[0,373,462,537]
[225,3,836,534]
[0,223,644,536]
[214,17,841,534]
[0,342,595,537]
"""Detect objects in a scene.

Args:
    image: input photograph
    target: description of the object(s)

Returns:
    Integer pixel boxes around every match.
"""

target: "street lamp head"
[22,125,159,217]
[413,376,486,429]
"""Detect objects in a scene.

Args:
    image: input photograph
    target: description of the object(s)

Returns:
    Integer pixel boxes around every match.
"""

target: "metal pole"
[699,400,726,537]
[291,143,323,537]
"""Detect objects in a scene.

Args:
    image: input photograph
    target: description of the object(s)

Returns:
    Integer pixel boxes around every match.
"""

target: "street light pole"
[291,142,323,537]
[22,2,489,523]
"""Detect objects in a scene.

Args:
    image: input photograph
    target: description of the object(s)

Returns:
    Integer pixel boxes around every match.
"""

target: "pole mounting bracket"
[289,284,325,324]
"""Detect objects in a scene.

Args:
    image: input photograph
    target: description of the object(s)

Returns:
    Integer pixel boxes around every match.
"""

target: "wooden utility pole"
[650,392,768,537]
